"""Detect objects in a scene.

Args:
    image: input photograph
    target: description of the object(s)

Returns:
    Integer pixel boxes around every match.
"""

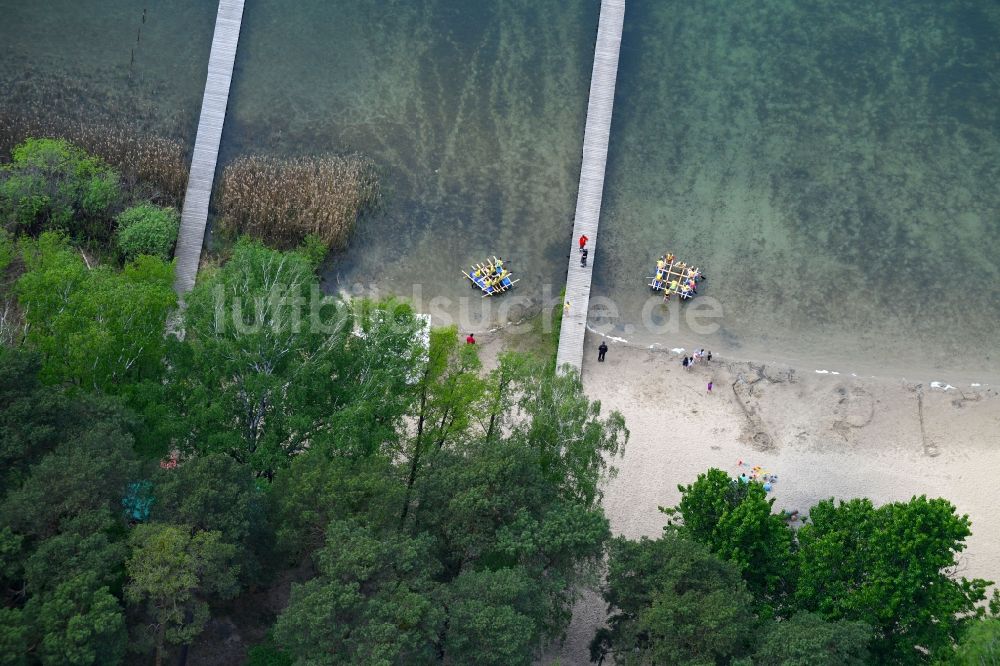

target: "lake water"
[0,0,214,141]
[594,0,1000,379]
[222,0,599,326]
[2,0,997,379]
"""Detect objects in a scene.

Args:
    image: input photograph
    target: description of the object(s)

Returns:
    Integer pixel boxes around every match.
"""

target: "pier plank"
[556,0,625,373]
[173,0,245,294]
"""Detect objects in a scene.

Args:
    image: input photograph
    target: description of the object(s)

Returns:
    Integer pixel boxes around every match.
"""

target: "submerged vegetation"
[0,111,188,204]
[1,141,997,665]
[217,154,379,252]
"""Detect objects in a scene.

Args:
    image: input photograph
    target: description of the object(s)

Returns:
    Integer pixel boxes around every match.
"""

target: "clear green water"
[595,0,1000,378]
[0,0,215,141]
[2,1,997,378]
[222,0,599,326]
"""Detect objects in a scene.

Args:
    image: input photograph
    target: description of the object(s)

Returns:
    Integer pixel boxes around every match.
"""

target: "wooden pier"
[555,0,625,373]
[173,0,245,294]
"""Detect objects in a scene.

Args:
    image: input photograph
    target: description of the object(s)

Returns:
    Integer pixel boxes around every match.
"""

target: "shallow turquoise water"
[594,0,1000,377]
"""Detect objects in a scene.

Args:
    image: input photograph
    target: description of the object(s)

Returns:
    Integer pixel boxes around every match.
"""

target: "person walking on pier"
[598,341,608,362]
[581,248,589,267]
[579,234,589,253]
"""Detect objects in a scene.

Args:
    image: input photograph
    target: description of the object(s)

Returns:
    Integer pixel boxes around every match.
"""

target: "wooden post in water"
[173,0,245,294]
[555,0,625,373]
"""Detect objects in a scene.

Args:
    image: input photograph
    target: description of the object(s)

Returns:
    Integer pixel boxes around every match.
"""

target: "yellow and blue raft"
[462,256,519,297]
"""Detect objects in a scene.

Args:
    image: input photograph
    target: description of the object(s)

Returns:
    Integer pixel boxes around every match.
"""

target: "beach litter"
[929,381,956,391]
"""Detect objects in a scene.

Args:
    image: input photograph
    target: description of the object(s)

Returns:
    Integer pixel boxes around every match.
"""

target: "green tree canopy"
[22,510,126,599]
[752,611,872,666]
[272,440,615,664]
[945,618,1000,665]
[0,138,120,238]
[515,367,628,507]
[273,521,443,665]
[114,203,179,262]
[272,343,624,664]
[592,532,756,665]
[0,349,79,490]
[0,608,27,666]
[15,232,175,391]
[0,414,137,540]
[664,468,795,607]
[151,454,260,547]
[162,238,423,478]
[151,453,266,582]
[24,573,126,666]
[441,567,549,666]
[125,524,239,666]
[0,229,13,273]
[795,496,991,664]
[0,359,136,666]
[398,325,484,524]
[270,451,403,558]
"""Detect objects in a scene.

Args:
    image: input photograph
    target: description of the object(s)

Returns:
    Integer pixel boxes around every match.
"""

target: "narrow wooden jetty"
[555,0,625,373]
[173,0,245,294]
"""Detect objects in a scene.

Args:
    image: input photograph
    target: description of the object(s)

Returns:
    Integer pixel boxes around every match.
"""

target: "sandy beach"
[534,330,1000,664]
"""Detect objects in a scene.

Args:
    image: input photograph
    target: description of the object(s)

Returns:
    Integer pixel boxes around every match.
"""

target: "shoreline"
[538,329,1000,664]
[412,301,1000,388]
[583,322,999,392]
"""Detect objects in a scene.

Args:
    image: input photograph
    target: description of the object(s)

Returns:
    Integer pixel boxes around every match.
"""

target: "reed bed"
[0,110,189,204]
[1,63,192,205]
[217,154,379,251]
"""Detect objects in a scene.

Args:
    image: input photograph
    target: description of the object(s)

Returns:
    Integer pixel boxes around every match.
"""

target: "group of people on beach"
[682,348,711,369]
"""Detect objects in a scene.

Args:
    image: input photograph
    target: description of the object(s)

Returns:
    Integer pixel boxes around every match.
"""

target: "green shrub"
[297,233,328,269]
[81,172,120,216]
[0,138,121,237]
[948,618,1000,665]
[115,203,179,261]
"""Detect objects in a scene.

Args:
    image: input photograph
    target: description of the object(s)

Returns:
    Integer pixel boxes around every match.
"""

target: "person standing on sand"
[707,380,713,393]
[682,356,690,369]
[598,341,608,362]
[466,333,476,345]
[579,234,589,252]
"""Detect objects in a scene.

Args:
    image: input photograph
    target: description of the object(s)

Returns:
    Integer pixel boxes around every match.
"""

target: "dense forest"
[1,138,998,665]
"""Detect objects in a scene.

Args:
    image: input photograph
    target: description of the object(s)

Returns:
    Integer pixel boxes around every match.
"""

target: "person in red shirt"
[579,234,589,252]
[466,333,476,345]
